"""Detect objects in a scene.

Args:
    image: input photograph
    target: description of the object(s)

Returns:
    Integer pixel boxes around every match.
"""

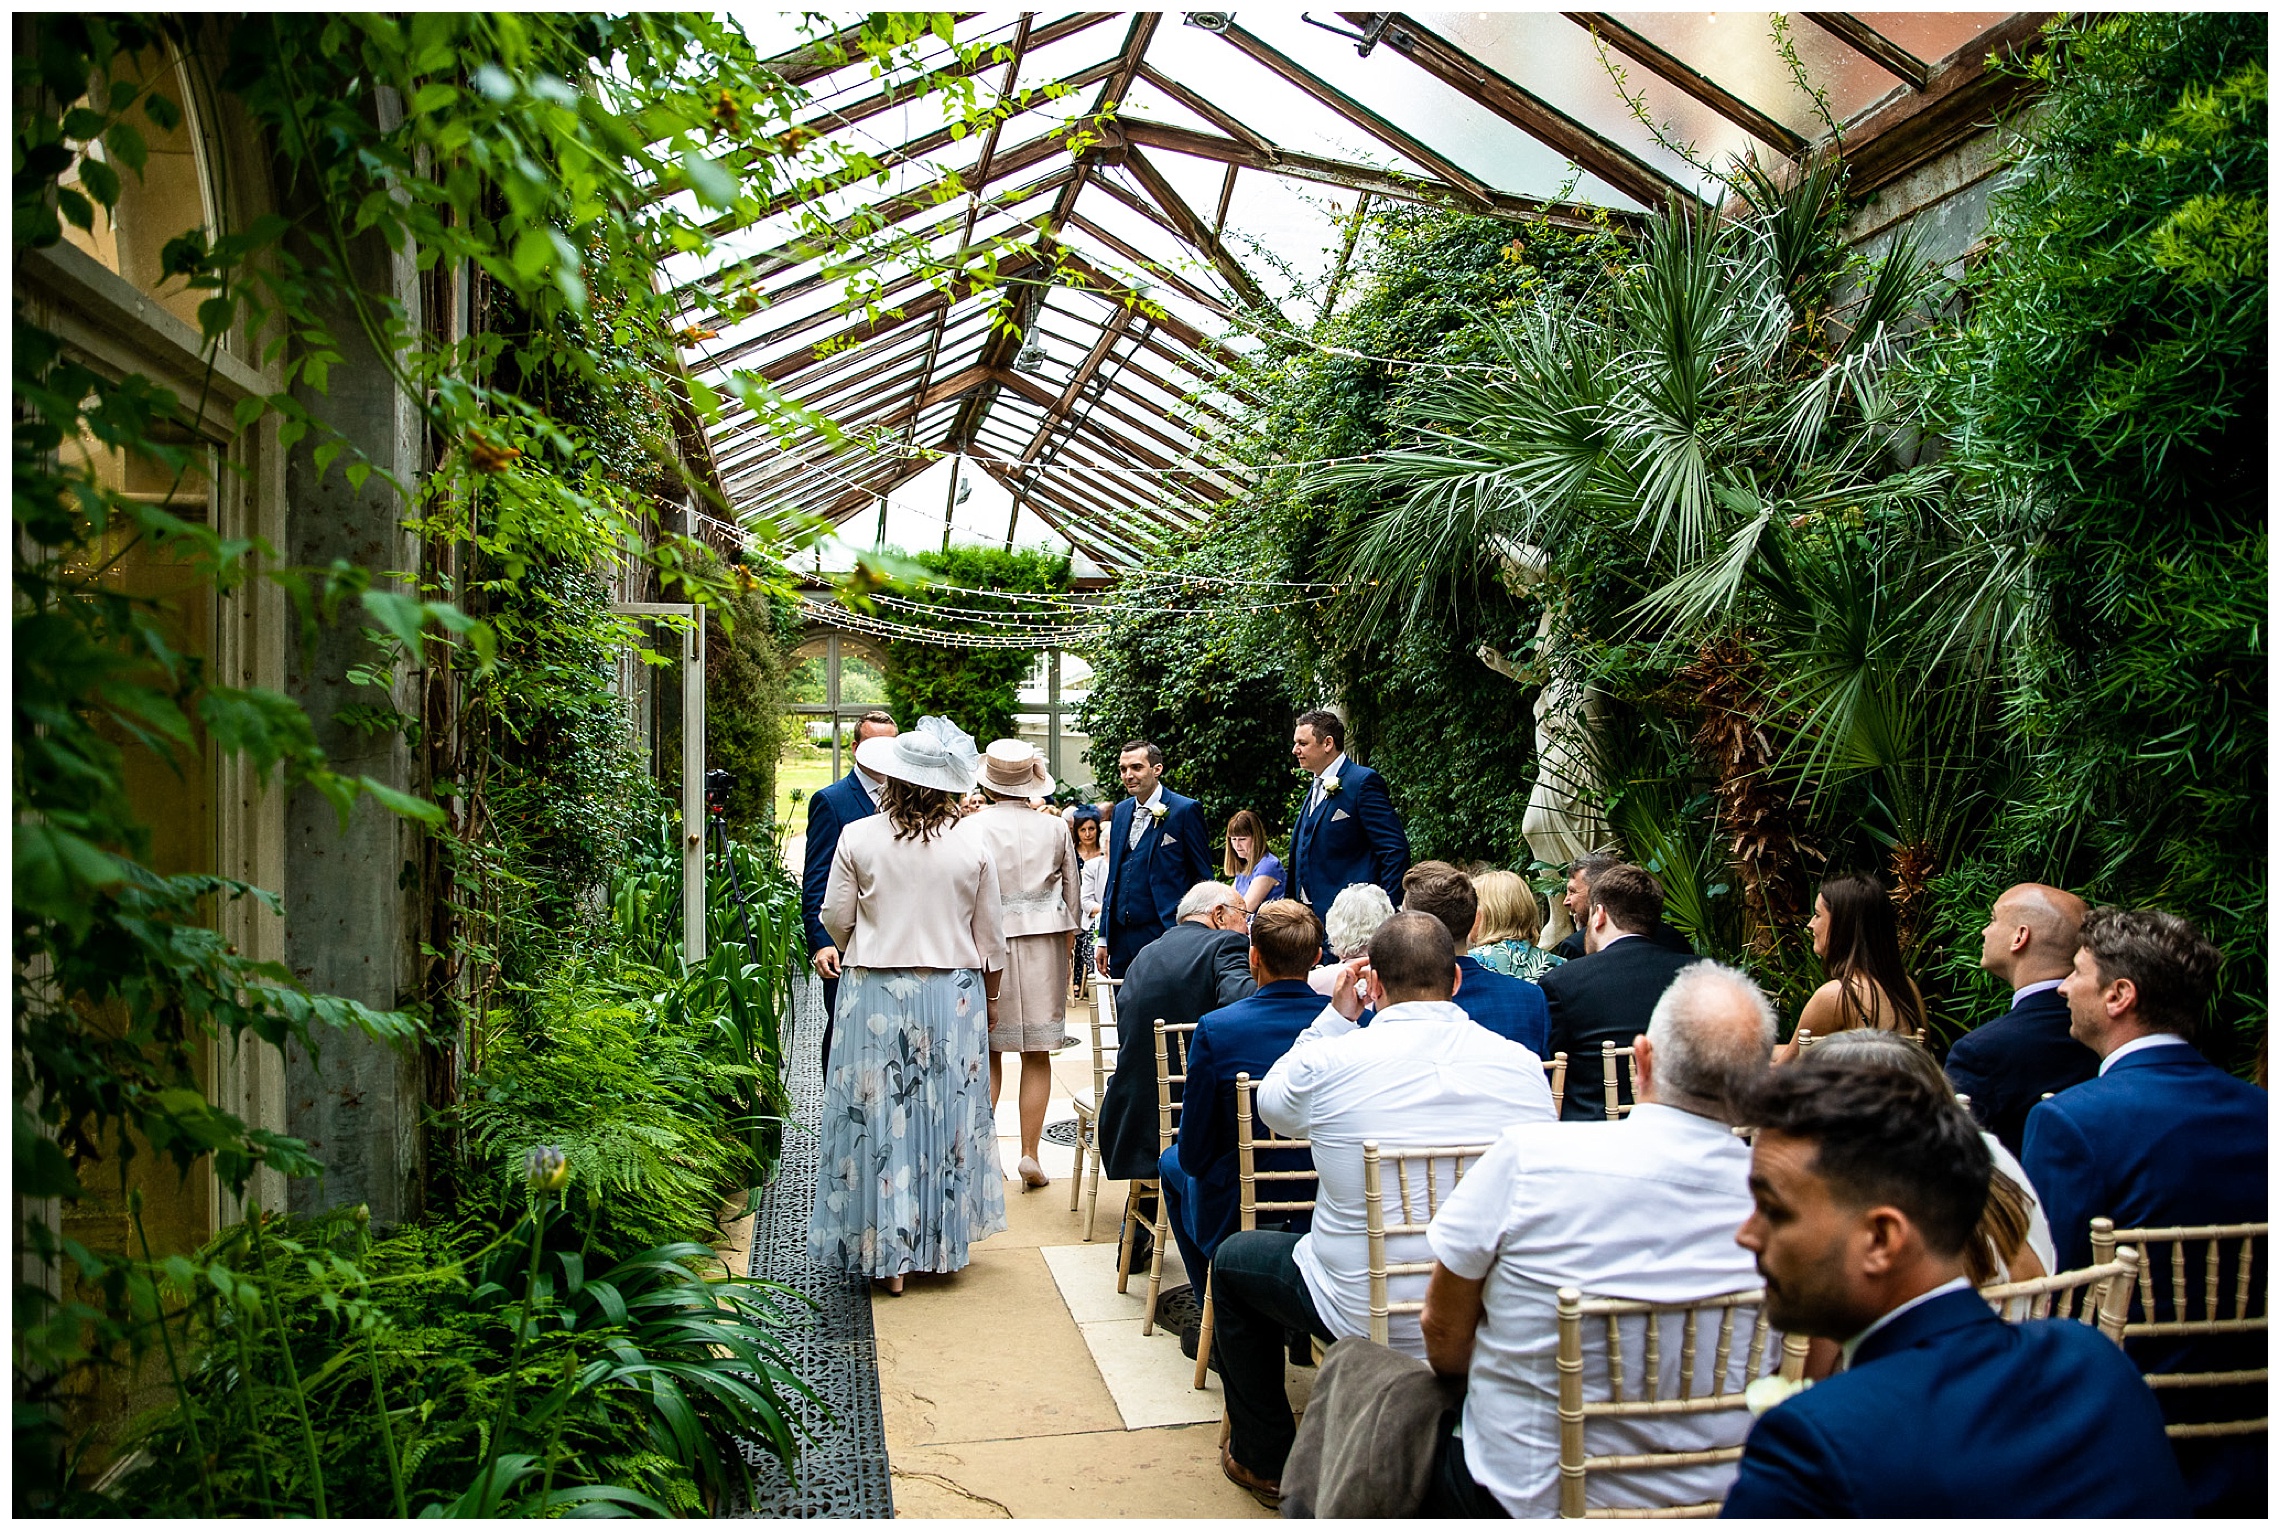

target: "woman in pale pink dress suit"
[959,740,1082,1190]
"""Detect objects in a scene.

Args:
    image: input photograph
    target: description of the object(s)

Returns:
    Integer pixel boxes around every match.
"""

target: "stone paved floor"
[874,982,1298,1519]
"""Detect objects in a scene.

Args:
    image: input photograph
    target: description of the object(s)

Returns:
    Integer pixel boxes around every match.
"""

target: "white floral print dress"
[808,965,1008,1277]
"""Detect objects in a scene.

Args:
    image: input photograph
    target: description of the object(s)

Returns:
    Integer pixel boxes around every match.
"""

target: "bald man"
[1943,883,2099,1155]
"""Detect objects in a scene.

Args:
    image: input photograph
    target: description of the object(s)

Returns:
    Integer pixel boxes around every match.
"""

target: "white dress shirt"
[854,764,885,809]
[1257,999,1554,1354]
[2009,976,2063,1008]
[1427,1104,1763,1517]
[1838,1275,1974,1370]
[2098,1031,2192,1075]
[1304,751,1349,815]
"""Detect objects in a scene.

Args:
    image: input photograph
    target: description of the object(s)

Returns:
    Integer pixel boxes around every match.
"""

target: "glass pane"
[785,647,828,706]
[1848,13,2012,67]
[1614,12,1909,134]
[778,712,839,830]
[837,650,889,707]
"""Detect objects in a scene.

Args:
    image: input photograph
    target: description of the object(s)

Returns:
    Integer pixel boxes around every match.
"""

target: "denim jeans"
[1156,1145,1210,1290]
[1209,1230,1333,1480]
[1420,1410,1509,1517]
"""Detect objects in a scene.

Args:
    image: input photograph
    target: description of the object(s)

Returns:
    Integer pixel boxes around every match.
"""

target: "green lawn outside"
[774,727,840,832]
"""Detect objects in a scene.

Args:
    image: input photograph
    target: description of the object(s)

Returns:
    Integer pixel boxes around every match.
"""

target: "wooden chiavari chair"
[1547,1051,1568,1116]
[1980,1244,2142,1340]
[1554,1287,1810,1517]
[2091,1216,2269,1441]
[1190,1071,1318,1390]
[1112,1017,1196,1335]
[1065,976,1115,1240]
[1602,1041,1641,1120]
[1361,1140,1497,1346]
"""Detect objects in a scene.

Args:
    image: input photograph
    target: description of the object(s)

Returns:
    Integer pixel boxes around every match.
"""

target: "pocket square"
[1161,833,1180,847]
[1331,809,1351,823]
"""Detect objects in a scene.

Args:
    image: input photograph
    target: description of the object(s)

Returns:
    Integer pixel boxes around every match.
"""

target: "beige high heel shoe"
[1017,1155,1050,1190]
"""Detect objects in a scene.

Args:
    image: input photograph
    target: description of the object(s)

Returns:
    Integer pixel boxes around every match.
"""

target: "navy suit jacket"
[1096,921,1255,1180]
[1174,980,1323,1259]
[2021,1041,2268,1514]
[800,770,877,955]
[2023,1042,2268,1272]
[1943,985,2098,1157]
[1288,760,1410,912]
[1100,788,1213,974]
[1453,955,1549,1057]
[1722,1288,2186,1518]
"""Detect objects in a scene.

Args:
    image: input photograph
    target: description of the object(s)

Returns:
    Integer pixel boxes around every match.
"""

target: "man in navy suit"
[2024,907,2266,1515]
[1158,900,1325,1300]
[799,709,896,1067]
[1943,882,2098,1156]
[1095,739,1213,979]
[1401,860,1549,1055]
[1724,1055,2185,1517]
[1286,710,1409,919]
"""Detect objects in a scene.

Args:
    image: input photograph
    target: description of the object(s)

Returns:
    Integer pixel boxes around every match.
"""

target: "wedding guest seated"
[1158,900,1326,1335]
[2024,907,2267,1515]
[1305,882,1394,998]
[1402,860,1550,1055]
[1722,1053,2186,1517]
[1210,914,1555,1505]
[1543,865,1694,1120]
[1095,881,1253,1279]
[1943,883,2098,1156]
[1468,868,1565,984]
[1817,1030,2055,1283]
[1550,853,1695,961]
[1415,960,1777,1515]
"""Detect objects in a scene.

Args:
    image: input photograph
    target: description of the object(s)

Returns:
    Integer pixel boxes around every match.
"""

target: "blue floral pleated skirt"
[808,966,1008,1277]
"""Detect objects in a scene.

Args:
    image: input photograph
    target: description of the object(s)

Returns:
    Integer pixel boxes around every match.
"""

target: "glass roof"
[683,10,2030,573]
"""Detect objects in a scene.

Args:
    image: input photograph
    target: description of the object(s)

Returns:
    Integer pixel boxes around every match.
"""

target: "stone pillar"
[279,104,427,1227]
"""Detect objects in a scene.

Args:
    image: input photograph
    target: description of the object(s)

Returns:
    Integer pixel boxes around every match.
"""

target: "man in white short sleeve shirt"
[1211,913,1554,1504]
[1416,960,1780,1517]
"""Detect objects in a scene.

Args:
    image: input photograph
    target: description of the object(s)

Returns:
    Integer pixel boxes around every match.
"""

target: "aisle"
[875,985,1288,1519]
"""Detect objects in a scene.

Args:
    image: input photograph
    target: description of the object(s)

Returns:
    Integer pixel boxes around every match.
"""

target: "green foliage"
[457,963,759,1258]
[111,1205,811,1517]
[15,7,1012,1505]
[1918,11,2267,1058]
[879,545,1071,743]
[1076,538,1304,833]
[1082,204,1631,854]
[707,583,804,836]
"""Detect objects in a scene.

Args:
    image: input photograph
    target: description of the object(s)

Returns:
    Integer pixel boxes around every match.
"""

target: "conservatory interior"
[15,8,2263,1520]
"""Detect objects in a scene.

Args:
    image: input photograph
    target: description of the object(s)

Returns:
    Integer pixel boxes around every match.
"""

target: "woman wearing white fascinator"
[811,715,1009,1293]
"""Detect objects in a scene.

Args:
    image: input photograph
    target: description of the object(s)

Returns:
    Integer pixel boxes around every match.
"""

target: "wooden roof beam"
[1021,305,1136,460]
[1209,18,1508,213]
[1111,119,1620,232]
[1135,62,1277,155]
[747,249,1045,384]
[1561,14,1809,158]
[1803,14,1931,91]
[1067,211,1238,318]
[1122,147,1271,311]
[1338,13,1700,212]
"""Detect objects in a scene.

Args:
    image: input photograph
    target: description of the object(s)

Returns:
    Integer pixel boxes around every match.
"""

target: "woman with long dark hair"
[1070,804,1106,990]
[1794,872,1928,1046]
[1223,808,1285,915]
[813,716,1007,1293]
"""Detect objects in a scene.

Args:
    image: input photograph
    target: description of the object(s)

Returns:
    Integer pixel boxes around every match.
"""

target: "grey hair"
[1645,960,1780,1118]
[1176,880,1242,921]
[1323,883,1397,959]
